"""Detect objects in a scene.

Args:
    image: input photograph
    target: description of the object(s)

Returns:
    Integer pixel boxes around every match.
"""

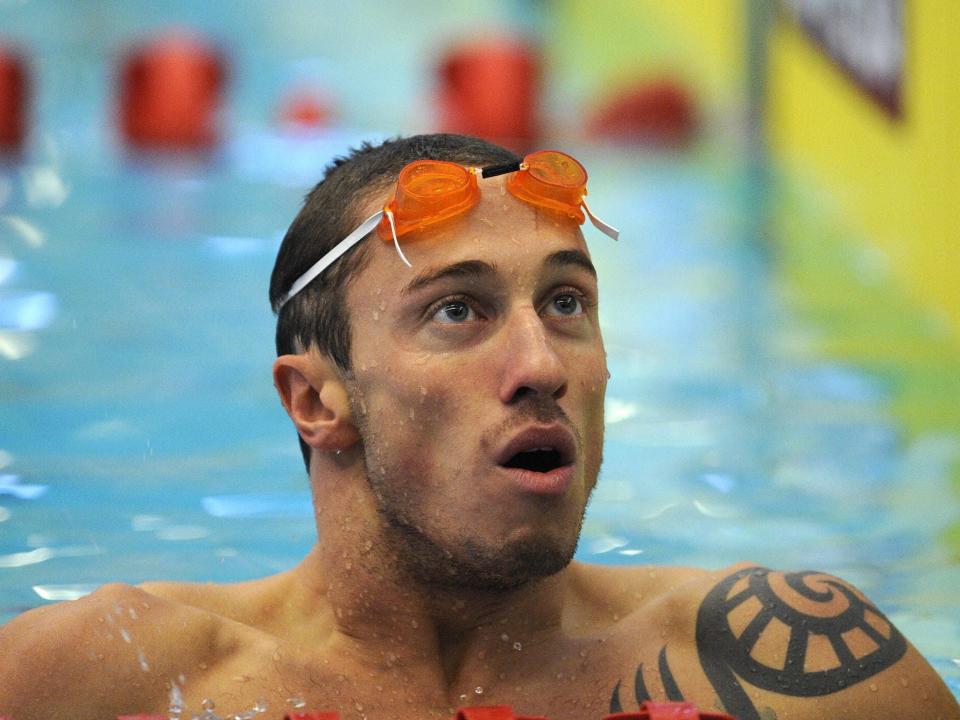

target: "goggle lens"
[507,150,587,222]
[377,160,480,240]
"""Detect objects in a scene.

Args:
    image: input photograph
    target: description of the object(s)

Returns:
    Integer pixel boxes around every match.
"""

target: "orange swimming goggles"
[278,150,619,310]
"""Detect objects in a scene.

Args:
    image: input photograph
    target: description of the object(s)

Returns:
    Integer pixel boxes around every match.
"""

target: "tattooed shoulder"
[609,565,909,720]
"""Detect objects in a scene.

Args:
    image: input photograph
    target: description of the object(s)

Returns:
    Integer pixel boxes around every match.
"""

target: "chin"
[389,516,577,592]
[451,533,575,591]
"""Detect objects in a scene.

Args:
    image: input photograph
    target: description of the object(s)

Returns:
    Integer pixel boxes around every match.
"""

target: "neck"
[290,453,571,693]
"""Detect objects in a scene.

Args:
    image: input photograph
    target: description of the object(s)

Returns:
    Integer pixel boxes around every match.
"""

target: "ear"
[272,351,360,452]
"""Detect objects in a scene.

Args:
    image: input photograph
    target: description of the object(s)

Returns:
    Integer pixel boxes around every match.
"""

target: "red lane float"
[0,45,28,152]
[277,87,335,130]
[586,78,698,148]
[8,702,739,720]
[436,36,541,153]
[118,31,226,149]
[607,700,736,719]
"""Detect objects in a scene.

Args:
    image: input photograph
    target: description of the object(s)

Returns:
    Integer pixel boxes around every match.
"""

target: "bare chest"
[134,625,696,720]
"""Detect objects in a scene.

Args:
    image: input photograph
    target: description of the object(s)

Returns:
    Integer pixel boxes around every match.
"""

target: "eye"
[544,292,584,317]
[432,298,477,324]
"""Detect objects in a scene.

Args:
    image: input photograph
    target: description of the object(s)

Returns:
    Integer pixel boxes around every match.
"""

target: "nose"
[497,306,568,404]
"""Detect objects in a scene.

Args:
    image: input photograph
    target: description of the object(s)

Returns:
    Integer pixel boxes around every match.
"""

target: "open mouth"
[502,447,565,473]
[496,425,576,476]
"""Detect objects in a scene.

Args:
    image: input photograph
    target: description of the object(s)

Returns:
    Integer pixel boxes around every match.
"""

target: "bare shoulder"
[564,560,713,634]
[599,562,960,719]
[0,582,223,720]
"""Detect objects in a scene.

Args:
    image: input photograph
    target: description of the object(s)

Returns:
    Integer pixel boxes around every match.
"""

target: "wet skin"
[1,180,958,720]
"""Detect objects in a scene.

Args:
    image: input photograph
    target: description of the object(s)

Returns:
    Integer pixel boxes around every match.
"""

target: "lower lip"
[498,464,574,496]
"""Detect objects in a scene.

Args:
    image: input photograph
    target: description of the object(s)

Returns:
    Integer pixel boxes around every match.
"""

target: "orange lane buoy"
[118,31,226,149]
[436,36,541,154]
[0,45,28,152]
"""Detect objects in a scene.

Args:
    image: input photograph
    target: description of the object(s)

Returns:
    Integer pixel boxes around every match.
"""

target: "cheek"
[356,358,471,465]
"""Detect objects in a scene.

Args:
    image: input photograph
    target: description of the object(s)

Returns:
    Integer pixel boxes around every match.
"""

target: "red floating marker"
[604,700,736,720]
[118,31,226,149]
[437,36,541,153]
[0,44,28,152]
[455,706,547,720]
[586,77,698,148]
[277,87,335,130]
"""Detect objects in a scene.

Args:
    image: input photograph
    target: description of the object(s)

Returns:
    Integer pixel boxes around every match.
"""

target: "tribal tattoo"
[609,566,907,720]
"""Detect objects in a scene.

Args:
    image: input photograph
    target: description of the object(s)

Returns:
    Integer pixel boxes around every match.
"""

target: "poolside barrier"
[118,31,225,149]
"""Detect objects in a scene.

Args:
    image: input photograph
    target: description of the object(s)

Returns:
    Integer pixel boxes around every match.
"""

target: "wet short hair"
[269,134,520,470]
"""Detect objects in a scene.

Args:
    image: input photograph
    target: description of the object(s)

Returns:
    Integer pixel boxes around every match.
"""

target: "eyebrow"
[400,250,597,296]
[545,249,597,279]
[401,260,497,296]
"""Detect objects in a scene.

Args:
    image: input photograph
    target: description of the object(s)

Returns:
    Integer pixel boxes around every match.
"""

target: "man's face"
[344,175,608,590]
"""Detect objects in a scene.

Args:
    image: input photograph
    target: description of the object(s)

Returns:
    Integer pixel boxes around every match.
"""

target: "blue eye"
[433,299,475,324]
[546,292,584,317]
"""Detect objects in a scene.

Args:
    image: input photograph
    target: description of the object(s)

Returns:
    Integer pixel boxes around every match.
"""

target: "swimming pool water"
[1,130,958,700]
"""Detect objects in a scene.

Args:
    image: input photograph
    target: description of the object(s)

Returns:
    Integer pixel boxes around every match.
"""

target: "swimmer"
[1,134,957,720]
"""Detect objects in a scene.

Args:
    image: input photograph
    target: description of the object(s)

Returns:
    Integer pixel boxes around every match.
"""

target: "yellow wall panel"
[767,3,960,343]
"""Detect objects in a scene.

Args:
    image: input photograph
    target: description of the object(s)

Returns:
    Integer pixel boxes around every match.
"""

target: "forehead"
[348,175,591,297]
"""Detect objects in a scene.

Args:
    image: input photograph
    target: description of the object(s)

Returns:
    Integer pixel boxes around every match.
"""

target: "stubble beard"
[352,392,595,593]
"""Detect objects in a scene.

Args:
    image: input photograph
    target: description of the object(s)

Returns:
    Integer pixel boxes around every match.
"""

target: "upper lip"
[495,424,577,468]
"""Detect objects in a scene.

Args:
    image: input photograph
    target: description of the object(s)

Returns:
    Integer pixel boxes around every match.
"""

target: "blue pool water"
[0,0,958,704]
[1,130,958,700]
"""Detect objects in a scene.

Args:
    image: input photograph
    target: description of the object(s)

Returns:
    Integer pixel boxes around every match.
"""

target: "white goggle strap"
[276,210,384,312]
[385,209,412,268]
[582,199,620,241]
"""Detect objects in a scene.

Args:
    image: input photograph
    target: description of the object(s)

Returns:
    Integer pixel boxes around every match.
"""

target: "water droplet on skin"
[137,649,150,671]
[500,633,509,642]
[409,407,415,420]
[168,682,184,714]
[287,697,306,709]
[900,677,909,687]
[513,642,522,651]
[869,683,878,692]
[475,686,483,695]
[253,698,268,713]
[202,699,216,711]
[128,607,138,620]
[411,619,419,628]
[354,702,364,711]
[120,628,131,643]
[372,310,380,321]
[459,694,467,702]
